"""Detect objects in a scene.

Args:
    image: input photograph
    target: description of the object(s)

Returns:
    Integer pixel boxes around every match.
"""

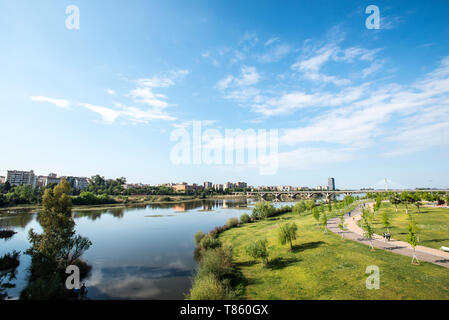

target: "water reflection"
[0,198,254,300]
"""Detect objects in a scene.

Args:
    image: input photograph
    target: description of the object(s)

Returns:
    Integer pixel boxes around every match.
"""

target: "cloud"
[258,44,291,63]
[105,89,116,95]
[31,96,70,109]
[216,66,260,91]
[264,37,280,46]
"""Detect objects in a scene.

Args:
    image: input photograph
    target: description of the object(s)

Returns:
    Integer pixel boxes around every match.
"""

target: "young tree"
[401,192,416,215]
[338,213,345,239]
[408,217,420,265]
[312,207,320,226]
[362,209,375,251]
[327,200,332,212]
[382,209,391,235]
[390,194,401,213]
[245,239,269,266]
[293,201,306,215]
[278,222,298,250]
[321,211,328,234]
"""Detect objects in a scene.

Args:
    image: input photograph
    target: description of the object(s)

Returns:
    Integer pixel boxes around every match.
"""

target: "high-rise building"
[6,170,37,187]
[328,177,335,191]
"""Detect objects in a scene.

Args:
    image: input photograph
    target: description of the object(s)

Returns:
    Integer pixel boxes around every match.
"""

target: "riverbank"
[218,209,449,299]
[0,194,248,213]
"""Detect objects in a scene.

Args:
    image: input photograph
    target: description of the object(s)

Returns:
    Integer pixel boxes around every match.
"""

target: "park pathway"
[327,204,449,269]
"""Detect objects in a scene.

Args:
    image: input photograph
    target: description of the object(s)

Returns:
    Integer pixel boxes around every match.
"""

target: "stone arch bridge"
[232,189,449,202]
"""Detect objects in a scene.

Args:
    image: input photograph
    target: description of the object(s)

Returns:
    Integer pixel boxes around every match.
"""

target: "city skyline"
[1,1,449,189]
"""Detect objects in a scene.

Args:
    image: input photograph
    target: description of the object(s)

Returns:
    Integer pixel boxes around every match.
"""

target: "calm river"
[1,198,290,300]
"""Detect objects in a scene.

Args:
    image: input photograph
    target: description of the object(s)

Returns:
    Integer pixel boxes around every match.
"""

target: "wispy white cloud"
[31,96,70,109]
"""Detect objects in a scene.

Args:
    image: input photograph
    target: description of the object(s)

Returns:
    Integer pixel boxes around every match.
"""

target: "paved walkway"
[327,204,449,268]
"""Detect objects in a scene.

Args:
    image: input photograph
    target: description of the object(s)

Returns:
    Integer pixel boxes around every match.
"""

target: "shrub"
[194,231,206,245]
[188,274,235,300]
[209,225,229,238]
[245,239,269,266]
[226,218,239,228]
[200,235,221,250]
[198,246,234,280]
[240,213,250,224]
[293,201,307,215]
[251,202,275,221]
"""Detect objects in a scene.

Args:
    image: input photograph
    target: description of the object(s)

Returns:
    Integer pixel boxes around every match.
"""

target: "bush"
[251,202,275,221]
[209,225,229,238]
[226,218,239,228]
[188,273,235,300]
[245,239,269,266]
[200,235,221,250]
[194,231,206,245]
[240,213,250,224]
[198,246,234,280]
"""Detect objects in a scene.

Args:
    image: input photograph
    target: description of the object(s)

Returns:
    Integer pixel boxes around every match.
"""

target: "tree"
[390,193,401,213]
[278,222,298,250]
[408,216,420,265]
[305,200,315,212]
[361,209,375,251]
[401,192,416,215]
[251,202,274,221]
[382,209,391,234]
[327,200,332,212]
[292,201,306,215]
[22,179,92,299]
[321,211,328,233]
[338,213,345,239]
[245,239,269,266]
[312,207,320,226]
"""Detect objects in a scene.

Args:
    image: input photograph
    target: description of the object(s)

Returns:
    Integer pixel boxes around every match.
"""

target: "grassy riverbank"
[218,210,449,299]
[365,203,449,250]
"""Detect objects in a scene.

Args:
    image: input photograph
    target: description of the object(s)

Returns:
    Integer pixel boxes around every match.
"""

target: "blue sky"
[1,0,449,189]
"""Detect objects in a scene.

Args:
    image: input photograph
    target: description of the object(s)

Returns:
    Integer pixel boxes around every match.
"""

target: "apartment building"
[6,170,37,187]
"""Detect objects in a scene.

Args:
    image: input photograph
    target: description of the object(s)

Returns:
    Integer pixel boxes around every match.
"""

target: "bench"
[440,246,449,253]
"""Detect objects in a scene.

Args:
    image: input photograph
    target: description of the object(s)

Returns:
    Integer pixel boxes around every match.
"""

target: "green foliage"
[407,216,419,248]
[321,211,328,231]
[188,273,236,300]
[72,191,116,206]
[292,201,306,215]
[338,214,345,231]
[327,201,332,212]
[312,207,320,224]
[382,209,391,229]
[197,246,234,280]
[23,179,92,299]
[278,222,298,249]
[200,235,222,250]
[240,213,250,224]
[226,218,239,228]
[245,239,269,266]
[251,202,275,221]
[361,209,375,241]
[194,231,206,245]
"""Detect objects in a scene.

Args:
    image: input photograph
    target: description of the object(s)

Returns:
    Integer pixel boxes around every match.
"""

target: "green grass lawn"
[365,203,449,250]
[219,211,449,300]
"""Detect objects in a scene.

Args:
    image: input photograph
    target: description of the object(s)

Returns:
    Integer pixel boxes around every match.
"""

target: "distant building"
[6,170,37,187]
[173,183,203,193]
[328,178,335,191]
[223,182,236,190]
[235,182,247,189]
[203,181,213,188]
[63,176,89,190]
[213,184,223,191]
[0,176,5,184]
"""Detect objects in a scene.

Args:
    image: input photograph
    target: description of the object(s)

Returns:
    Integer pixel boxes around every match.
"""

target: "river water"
[1,198,291,300]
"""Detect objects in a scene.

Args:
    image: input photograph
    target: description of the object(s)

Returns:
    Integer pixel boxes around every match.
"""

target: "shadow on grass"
[422,238,449,243]
[291,241,326,253]
[267,257,299,270]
